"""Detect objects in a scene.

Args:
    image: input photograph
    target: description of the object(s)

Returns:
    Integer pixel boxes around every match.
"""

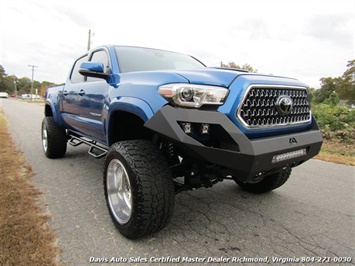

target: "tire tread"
[104,140,174,239]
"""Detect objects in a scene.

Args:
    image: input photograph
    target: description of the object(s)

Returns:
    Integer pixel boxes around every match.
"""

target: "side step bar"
[68,135,108,158]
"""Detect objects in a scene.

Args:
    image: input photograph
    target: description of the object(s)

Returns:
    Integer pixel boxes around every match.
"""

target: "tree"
[313,77,338,103]
[338,59,355,100]
[0,65,6,78]
[17,77,32,94]
[0,65,7,92]
[343,59,355,82]
[3,75,18,94]
[33,80,41,94]
[324,91,340,106]
[0,64,58,96]
[220,61,258,73]
[39,81,56,97]
[240,63,257,73]
[308,87,316,102]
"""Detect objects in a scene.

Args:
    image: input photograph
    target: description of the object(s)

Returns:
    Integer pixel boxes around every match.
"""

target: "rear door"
[61,54,88,130]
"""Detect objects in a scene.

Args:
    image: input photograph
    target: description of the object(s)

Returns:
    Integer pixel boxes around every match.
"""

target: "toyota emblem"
[276,95,293,115]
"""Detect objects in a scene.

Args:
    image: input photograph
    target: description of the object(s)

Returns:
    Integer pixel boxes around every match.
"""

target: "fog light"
[272,148,307,164]
[201,123,209,134]
[182,123,192,134]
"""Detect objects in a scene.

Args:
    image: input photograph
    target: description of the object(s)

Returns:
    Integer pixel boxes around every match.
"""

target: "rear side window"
[70,55,88,83]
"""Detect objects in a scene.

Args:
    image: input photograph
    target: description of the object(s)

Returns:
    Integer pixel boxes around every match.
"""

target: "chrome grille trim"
[237,85,312,129]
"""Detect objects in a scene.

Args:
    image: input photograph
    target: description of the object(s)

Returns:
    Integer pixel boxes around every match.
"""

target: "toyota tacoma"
[41,45,323,239]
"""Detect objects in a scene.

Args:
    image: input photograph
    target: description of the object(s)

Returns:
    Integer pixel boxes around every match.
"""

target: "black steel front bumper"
[145,105,323,182]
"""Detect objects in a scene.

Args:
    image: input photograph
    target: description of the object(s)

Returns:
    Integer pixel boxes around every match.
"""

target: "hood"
[118,67,304,89]
[172,68,246,87]
[173,68,306,89]
[118,68,246,88]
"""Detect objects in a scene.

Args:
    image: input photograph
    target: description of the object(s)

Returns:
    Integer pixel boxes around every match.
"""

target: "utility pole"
[87,29,91,51]
[87,29,95,51]
[28,65,38,101]
[13,79,17,97]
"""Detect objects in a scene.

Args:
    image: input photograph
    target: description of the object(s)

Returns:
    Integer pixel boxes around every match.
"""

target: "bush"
[312,104,355,144]
[312,104,355,130]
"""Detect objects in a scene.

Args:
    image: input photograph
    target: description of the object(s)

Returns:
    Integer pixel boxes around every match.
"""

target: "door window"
[70,55,88,83]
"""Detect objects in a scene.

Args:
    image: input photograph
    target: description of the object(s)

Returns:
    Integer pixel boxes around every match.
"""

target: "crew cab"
[42,45,323,239]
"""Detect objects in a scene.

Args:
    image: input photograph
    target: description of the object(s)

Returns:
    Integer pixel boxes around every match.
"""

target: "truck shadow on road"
[52,147,353,260]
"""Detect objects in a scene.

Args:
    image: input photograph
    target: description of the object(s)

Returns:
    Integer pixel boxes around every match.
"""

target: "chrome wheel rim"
[106,159,132,224]
[42,123,48,153]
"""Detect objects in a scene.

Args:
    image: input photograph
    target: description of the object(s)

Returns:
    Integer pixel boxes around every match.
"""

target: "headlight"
[158,83,229,108]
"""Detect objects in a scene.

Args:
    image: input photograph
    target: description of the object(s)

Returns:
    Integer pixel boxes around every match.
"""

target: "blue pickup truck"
[42,45,322,239]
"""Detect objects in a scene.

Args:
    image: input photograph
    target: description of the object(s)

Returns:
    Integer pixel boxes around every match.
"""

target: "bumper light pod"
[272,148,307,163]
[182,123,192,134]
[201,124,209,134]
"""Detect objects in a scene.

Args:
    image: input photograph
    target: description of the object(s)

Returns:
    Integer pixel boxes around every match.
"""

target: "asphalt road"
[1,99,354,265]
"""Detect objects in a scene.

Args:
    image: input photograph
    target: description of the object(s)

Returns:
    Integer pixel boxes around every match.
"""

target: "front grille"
[237,85,311,128]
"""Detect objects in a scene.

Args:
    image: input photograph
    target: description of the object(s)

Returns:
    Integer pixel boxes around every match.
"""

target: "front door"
[76,49,111,142]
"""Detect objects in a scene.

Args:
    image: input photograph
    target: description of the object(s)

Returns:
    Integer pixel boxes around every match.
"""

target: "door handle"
[63,90,68,96]
[78,89,85,96]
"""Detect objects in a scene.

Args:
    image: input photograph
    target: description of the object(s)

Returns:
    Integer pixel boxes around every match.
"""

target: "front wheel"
[103,140,175,239]
[234,167,292,193]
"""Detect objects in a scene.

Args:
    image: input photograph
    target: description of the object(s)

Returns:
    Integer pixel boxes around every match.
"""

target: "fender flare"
[106,97,155,145]
[44,99,62,125]
[108,97,154,122]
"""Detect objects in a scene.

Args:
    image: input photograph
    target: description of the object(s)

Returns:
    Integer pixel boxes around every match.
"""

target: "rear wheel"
[41,117,67,158]
[104,140,175,239]
[234,167,292,193]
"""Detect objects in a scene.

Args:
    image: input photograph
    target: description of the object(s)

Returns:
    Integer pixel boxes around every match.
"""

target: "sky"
[0,0,354,88]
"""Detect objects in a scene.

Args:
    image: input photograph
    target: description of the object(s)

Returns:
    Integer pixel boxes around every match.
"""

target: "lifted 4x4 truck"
[42,45,322,239]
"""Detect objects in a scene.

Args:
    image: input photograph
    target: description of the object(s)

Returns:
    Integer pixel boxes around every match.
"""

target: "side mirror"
[79,62,109,79]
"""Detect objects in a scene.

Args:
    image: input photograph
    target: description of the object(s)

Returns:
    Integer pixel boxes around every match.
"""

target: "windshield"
[114,46,205,73]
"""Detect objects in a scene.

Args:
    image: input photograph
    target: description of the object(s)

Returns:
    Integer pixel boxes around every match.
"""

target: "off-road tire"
[235,167,292,193]
[103,140,175,239]
[41,117,67,158]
